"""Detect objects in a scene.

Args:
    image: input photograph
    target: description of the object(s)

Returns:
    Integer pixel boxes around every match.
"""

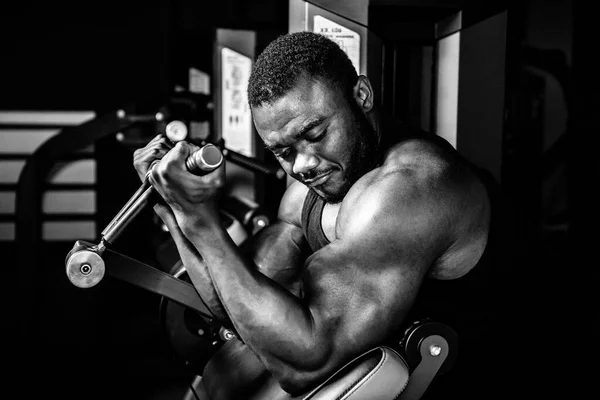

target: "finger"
[187,142,201,154]
[147,163,160,188]
[147,133,168,146]
[134,138,168,158]
[169,140,193,163]
[145,160,160,179]
[134,142,172,164]
[147,162,171,199]
[149,145,172,160]
[147,142,188,180]
[138,135,173,157]
[147,136,174,152]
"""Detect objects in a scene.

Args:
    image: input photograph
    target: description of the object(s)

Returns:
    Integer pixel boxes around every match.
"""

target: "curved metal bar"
[16,109,133,338]
[15,103,282,340]
[222,148,286,180]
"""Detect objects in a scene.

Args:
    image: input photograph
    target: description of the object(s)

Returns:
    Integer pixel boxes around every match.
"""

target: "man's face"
[252,76,378,203]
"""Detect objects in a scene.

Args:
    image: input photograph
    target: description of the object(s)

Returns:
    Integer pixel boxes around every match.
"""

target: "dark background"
[1,0,598,398]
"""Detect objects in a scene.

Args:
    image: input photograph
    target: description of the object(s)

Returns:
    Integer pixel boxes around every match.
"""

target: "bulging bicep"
[299,237,424,375]
[301,170,454,362]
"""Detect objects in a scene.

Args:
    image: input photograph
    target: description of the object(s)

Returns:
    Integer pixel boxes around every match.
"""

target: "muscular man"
[134,32,513,399]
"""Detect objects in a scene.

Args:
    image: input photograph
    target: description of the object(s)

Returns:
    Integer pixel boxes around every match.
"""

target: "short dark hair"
[248,31,358,108]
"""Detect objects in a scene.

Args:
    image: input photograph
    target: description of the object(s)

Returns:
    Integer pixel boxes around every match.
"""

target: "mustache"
[298,168,333,182]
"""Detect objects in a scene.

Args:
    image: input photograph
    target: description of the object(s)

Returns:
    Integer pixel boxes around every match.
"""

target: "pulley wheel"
[159,263,224,375]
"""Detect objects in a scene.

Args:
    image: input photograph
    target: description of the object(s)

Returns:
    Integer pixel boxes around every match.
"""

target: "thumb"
[172,140,193,160]
[165,141,198,171]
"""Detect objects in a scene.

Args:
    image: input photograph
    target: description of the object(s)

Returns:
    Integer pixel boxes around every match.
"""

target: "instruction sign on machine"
[313,15,361,74]
[221,47,254,157]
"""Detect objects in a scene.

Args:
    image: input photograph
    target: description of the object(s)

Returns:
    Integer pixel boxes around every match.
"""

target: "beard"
[315,102,379,204]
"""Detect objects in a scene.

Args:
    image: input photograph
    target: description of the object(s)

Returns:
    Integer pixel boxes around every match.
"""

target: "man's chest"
[321,202,341,242]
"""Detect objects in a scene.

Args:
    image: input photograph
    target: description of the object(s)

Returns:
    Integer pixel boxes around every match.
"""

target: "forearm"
[249,221,310,296]
[154,204,230,322]
[181,218,324,373]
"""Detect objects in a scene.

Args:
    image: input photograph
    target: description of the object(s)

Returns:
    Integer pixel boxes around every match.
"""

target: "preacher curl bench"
[65,143,458,400]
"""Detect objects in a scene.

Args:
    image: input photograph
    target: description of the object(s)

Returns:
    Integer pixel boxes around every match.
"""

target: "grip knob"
[185,144,224,175]
[66,248,106,288]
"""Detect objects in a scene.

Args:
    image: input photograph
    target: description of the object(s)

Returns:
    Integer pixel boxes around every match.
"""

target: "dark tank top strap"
[301,189,330,253]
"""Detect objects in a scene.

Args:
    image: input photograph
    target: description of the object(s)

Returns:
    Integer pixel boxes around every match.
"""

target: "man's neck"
[368,108,383,148]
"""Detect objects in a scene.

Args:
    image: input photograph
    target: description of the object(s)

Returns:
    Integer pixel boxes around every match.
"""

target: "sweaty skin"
[141,75,490,397]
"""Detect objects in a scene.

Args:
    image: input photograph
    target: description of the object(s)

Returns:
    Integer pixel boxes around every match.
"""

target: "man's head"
[248,31,380,203]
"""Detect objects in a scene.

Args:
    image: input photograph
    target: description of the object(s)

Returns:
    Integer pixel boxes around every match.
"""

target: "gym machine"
[15,88,287,370]
[64,125,247,372]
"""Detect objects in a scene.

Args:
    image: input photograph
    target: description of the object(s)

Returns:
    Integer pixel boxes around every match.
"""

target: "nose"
[292,151,319,176]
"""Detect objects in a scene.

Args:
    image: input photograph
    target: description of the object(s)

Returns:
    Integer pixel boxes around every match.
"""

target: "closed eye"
[306,128,327,143]
[265,144,291,159]
[275,148,292,158]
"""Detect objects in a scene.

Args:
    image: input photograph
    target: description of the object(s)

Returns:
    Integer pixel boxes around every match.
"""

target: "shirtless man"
[134,31,503,399]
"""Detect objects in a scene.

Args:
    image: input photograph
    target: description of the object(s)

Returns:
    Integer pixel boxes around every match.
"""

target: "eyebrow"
[294,117,327,140]
[265,117,327,152]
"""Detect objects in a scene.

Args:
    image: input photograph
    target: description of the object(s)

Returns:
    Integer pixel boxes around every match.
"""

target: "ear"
[353,75,374,112]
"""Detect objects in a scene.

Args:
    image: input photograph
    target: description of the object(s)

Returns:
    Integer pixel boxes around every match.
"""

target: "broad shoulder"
[277,180,309,228]
[384,136,457,172]
[337,137,489,251]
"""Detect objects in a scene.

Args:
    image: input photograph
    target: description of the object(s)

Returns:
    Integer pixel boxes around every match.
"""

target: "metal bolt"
[165,120,188,142]
[222,329,235,341]
[80,264,92,276]
[429,344,442,356]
